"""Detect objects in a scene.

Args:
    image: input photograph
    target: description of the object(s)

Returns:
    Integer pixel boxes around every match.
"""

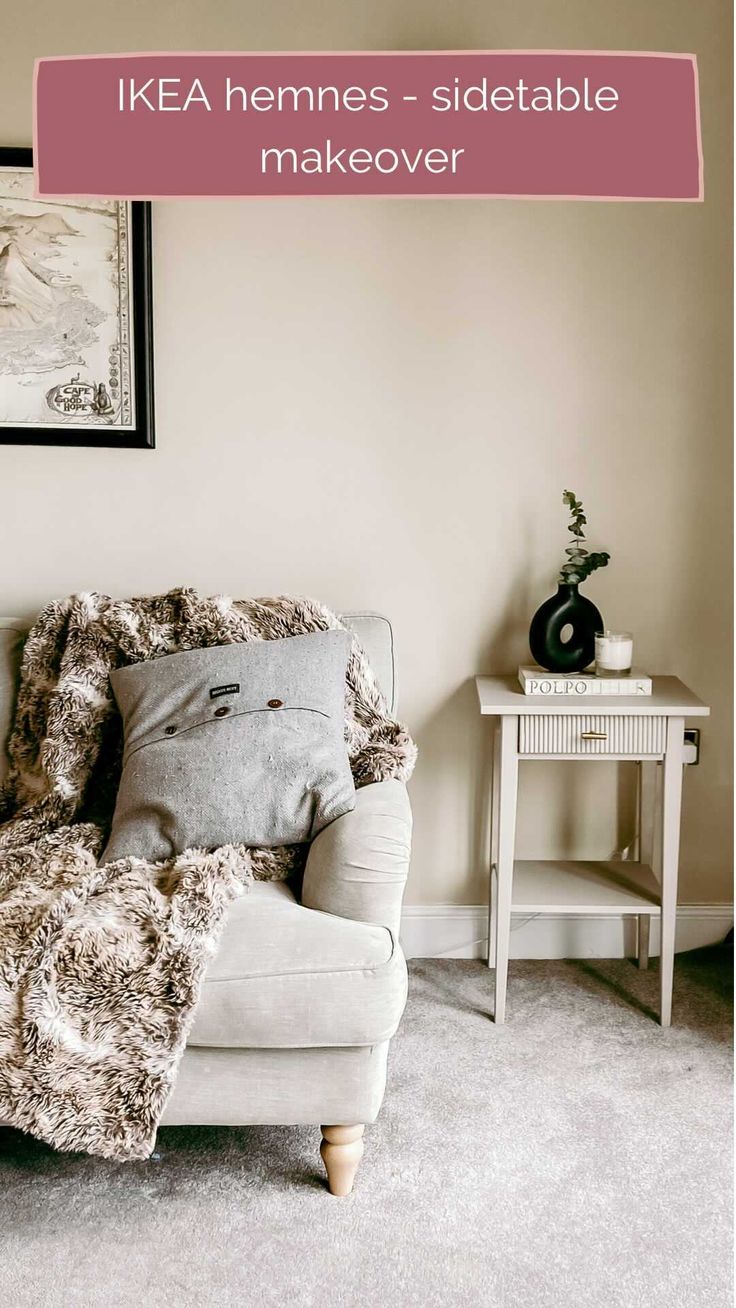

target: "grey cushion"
[188,880,408,1049]
[102,630,355,864]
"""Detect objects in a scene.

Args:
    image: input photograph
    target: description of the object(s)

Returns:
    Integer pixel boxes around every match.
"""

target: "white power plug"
[683,728,701,765]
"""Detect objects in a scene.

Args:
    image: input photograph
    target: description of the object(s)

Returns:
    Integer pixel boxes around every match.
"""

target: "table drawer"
[518,714,666,757]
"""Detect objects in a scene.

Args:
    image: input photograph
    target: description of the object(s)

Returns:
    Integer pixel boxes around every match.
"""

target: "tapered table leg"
[493,715,518,1023]
[659,717,685,1026]
[637,915,650,970]
[487,720,501,969]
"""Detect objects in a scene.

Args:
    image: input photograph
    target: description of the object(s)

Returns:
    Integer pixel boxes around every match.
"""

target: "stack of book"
[518,666,652,697]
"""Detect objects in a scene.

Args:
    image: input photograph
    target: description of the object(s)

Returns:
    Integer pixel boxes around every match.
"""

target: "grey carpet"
[1,950,732,1308]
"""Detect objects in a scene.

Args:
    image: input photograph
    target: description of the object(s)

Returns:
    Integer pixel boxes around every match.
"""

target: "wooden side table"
[475,676,710,1026]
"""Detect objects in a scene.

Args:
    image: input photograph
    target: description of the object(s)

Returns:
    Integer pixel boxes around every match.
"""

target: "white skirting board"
[400,904,733,961]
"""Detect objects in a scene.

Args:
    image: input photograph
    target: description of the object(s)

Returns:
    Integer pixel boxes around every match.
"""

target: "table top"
[476,675,710,717]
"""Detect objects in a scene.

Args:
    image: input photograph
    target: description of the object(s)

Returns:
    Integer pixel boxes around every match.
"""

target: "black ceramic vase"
[529,582,603,674]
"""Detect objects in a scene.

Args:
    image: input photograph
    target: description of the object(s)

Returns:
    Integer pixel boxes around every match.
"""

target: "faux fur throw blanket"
[0,589,416,1160]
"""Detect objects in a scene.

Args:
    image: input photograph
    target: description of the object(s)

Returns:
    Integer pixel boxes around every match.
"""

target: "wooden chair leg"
[320,1125,365,1196]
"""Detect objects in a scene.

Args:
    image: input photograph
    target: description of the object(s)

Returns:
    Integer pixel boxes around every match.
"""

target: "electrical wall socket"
[683,728,700,765]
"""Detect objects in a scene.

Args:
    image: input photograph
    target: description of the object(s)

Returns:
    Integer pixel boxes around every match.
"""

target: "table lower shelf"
[493,859,661,915]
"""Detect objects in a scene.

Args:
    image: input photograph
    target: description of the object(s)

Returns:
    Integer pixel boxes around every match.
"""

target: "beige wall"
[1,0,732,906]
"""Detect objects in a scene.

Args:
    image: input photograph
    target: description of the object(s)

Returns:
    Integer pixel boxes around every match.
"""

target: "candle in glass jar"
[595,631,633,676]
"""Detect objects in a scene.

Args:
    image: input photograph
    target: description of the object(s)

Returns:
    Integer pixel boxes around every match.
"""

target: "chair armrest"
[301,779,412,936]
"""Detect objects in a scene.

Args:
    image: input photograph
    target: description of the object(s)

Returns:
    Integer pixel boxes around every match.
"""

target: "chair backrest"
[0,610,397,784]
[339,612,397,717]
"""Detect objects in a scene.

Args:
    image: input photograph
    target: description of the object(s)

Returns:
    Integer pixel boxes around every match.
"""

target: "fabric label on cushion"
[210,683,240,699]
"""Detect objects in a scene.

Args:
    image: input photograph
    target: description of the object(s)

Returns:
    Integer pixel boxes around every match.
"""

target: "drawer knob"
[581,730,608,740]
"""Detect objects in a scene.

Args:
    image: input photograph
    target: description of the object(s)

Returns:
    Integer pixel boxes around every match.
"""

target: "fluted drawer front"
[518,715,666,756]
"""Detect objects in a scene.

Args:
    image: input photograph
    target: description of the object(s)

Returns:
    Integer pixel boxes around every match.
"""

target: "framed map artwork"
[0,148,154,447]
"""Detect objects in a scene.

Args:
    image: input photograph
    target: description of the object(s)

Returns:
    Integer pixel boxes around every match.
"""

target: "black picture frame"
[0,147,154,448]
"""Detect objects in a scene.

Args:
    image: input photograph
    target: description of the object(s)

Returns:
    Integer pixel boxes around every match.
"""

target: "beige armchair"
[0,612,412,1195]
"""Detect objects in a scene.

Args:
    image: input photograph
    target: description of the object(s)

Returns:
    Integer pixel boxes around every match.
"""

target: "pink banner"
[34,51,702,200]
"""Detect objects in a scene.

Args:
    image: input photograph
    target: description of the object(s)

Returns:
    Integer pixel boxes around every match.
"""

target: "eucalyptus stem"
[557,490,610,585]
